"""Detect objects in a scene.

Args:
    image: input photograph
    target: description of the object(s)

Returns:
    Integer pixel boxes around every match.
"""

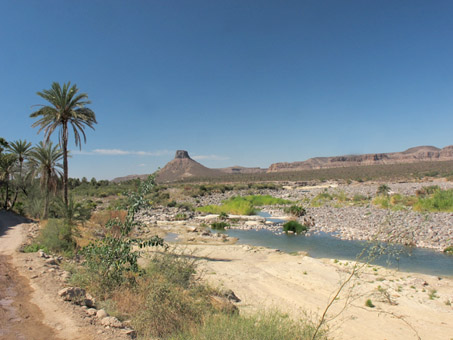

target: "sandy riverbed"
[166,240,453,340]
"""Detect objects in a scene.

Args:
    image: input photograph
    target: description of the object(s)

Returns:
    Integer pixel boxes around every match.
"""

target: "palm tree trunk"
[63,122,68,207]
[43,172,50,219]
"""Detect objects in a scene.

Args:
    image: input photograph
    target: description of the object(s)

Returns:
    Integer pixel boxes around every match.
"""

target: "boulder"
[101,316,123,328]
[210,295,238,314]
[96,309,108,319]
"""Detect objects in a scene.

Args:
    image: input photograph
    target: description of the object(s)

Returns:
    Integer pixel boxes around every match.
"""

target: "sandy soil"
[175,242,453,340]
[0,211,130,340]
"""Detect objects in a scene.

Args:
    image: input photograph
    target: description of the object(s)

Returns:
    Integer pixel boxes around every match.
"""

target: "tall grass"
[414,189,453,212]
[170,311,328,340]
[30,219,76,256]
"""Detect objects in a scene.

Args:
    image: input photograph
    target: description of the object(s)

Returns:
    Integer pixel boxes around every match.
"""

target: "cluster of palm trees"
[0,82,97,218]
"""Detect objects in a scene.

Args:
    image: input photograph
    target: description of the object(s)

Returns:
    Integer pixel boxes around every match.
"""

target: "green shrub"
[283,221,308,234]
[36,219,76,256]
[211,222,229,230]
[170,311,328,340]
[443,246,453,254]
[365,299,375,308]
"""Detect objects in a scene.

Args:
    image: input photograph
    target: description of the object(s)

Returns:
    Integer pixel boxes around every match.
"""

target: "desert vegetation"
[197,195,293,215]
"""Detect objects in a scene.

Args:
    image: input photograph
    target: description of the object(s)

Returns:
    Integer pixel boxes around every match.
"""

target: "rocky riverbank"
[136,180,453,253]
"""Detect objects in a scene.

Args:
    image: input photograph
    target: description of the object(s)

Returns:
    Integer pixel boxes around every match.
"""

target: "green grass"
[34,219,76,257]
[414,189,453,212]
[170,311,328,340]
[197,195,293,215]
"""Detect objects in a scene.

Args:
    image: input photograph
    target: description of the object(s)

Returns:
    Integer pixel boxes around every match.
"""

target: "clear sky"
[1,0,452,180]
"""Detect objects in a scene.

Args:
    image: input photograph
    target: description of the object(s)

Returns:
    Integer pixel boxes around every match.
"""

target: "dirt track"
[0,211,60,340]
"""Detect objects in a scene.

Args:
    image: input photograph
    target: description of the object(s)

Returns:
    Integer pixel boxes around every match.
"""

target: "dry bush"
[90,209,127,226]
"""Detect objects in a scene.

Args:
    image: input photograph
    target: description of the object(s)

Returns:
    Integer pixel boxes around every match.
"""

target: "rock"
[101,316,123,328]
[223,289,241,302]
[38,250,49,258]
[58,287,95,307]
[122,328,137,338]
[86,308,97,316]
[96,309,108,319]
[45,258,59,266]
[58,287,86,302]
[209,295,238,314]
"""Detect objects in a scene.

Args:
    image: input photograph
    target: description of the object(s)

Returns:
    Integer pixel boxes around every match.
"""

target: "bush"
[283,221,308,234]
[107,252,214,339]
[443,246,453,254]
[365,299,375,308]
[36,219,76,256]
[170,311,328,340]
[211,222,229,230]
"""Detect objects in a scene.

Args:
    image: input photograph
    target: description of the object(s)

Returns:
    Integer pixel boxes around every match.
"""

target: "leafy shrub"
[284,205,306,217]
[283,221,308,234]
[211,222,229,230]
[78,176,164,298]
[170,311,328,340]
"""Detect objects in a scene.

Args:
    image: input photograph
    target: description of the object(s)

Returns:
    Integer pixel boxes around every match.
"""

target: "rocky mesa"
[268,145,453,172]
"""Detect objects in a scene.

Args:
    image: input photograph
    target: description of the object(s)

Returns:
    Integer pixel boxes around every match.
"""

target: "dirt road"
[0,211,60,340]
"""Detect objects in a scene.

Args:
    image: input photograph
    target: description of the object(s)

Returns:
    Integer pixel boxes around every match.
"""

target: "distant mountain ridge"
[111,145,453,183]
[268,145,453,172]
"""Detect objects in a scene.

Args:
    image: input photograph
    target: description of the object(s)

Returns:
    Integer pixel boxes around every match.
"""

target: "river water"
[223,212,453,277]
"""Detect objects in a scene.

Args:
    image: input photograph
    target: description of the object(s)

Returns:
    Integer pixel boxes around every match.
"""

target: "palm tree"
[0,153,17,209]
[8,139,32,194]
[30,82,97,206]
[29,141,64,219]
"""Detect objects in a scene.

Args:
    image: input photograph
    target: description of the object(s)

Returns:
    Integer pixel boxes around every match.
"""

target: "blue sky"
[1,0,452,180]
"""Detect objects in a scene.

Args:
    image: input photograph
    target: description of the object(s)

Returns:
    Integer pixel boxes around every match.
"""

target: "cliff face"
[156,150,223,183]
[268,145,453,172]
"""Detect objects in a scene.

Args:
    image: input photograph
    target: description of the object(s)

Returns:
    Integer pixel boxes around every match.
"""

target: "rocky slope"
[268,145,453,172]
